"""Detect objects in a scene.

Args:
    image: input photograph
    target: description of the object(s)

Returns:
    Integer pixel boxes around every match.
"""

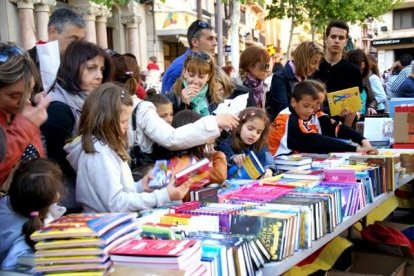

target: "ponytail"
[22,209,47,248]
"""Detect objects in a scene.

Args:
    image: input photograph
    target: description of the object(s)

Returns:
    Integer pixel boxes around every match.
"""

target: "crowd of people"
[0,6,411,270]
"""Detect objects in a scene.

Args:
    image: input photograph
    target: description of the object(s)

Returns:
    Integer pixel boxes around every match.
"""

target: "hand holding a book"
[233,153,246,166]
[215,113,239,131]
[166,175,192,201]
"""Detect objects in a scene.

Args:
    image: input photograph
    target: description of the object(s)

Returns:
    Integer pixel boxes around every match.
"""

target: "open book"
[327,86,361,116]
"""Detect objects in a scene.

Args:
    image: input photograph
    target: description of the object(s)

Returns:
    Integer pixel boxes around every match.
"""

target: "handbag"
[129,102,154,177]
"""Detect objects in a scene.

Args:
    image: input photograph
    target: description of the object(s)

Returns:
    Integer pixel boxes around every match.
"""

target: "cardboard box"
[326,252,407,276]
[394,112,414,143]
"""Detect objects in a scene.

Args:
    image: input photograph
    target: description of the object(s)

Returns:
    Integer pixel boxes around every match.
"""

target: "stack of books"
[274,155,312,171]
[109,239,206,276]
[30,212,140,275]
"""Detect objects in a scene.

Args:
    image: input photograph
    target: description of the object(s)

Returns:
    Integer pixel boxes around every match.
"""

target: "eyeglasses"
[257,63,270,71]
[0,45,25,63]
[188,21,211,40]
[185,52,212,64]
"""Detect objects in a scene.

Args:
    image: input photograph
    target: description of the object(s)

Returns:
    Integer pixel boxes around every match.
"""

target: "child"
[0,158,64,269]
[218,107,276,179]
[0,42,50,186]
[64,82,191,213]
[145,89,174,125]
[268,80,378,156]
[170,110,227,185]
[166,51,216,116]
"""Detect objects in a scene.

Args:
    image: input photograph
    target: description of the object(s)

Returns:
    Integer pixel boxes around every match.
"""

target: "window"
[393,8,414,30]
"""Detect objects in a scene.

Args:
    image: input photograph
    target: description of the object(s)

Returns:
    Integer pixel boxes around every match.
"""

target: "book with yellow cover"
[327,86,361,116]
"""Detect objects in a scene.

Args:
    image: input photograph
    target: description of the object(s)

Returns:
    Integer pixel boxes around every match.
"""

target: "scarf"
[243,73,264,107]
[183,80,210,117]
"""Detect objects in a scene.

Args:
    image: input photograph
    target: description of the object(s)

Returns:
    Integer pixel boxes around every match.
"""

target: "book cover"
[109,239,200,267]
[229,151,265,180]
[148,156,195,189]
[261,177,321,188]
[31,213,136,241]
[326,86,361,116]
[35,260,111,273]
[282,169,324,180]
[175,158,211,189]
[324,168,356,183]
[35,255,109,265]
[275,163,312,171]
[274,155,312,166]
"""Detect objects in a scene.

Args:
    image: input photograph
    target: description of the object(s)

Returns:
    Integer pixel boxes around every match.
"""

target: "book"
[275,163,312,171]
[311,156,346,169]
[326,86,361,116]
[31,213,136,241]
[229,151,265,180]
[274,155,312,166]
[148,156,195,188]
[282,169,325,180]
[175,158,211,188]
[109,239,201,267]
[323,168,356,183]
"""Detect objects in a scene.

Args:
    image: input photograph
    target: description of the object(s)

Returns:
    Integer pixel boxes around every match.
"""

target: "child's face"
[0,78,32,115]
[119,104,133,135]
[157,103,173,125]
[291,95,320,120]
[240,117,265,145]
[314,92,326,113]
[79,55,105,92]
[183,69,209,91]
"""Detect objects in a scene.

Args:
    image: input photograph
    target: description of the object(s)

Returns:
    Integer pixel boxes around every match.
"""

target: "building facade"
[372,0,414,73]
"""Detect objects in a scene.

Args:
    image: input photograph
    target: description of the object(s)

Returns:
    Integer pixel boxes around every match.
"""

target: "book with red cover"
[109,239,201,266]
[175,158,211,189]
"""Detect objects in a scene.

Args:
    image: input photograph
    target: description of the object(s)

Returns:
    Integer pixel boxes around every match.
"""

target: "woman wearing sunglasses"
[0,42,51,186]
[237,45,271,109]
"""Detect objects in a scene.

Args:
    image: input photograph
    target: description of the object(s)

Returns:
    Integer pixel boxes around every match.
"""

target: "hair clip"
[30,211,39,217]
[120,90,125,99]
[125,71,133,76]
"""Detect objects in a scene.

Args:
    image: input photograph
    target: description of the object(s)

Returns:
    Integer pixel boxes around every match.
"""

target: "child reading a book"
[268,79,378,156]
[65,83,192,213]
[170,110,227,185]
[218,107,276,179]
[0,158,64,269]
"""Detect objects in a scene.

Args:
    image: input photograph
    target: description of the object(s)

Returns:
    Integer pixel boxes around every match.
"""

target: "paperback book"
[326,86,361,116]
[228,151,265,180]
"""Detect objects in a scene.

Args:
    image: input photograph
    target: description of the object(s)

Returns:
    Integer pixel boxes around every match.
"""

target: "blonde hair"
[292,42,323,78]
[0,42,40,112]
[211,66,235,105]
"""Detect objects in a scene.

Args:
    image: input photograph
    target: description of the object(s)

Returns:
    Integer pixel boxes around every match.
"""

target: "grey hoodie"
[0,197,32,269]
[64,137,171,213]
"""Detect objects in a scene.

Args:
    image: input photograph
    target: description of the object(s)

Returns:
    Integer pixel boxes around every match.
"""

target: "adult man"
[313,20,362,126]
[161,20,217,94]
[395,62,414,97]
[389,54,413,95]
[28,7,86,90]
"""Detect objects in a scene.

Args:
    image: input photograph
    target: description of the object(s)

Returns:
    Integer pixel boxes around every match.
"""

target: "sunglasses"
[189,21,211,40]
[185,52,212,64]
[0,45,25,63]
[257,63,270,71]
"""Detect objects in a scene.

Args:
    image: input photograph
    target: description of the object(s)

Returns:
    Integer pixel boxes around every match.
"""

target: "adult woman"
[265,41,323,121]
[346,49,386,118]
[41,40,111,211]
[0,42,50,186]
[209,66,255,114]
[237,45,271,109]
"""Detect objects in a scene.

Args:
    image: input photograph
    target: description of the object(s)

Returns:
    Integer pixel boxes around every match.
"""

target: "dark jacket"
[265,62,298,121]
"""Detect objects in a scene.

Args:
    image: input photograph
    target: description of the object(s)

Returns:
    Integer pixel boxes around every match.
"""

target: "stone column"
[33,0,56,42]
[10,0,37,49]
[95,6,111,49]
[74,4,100,43]
[121,15,141,59]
